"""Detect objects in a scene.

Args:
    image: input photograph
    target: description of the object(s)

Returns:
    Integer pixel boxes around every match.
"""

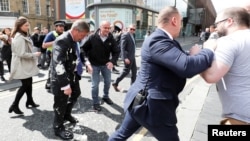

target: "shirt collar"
[158,27,173,40]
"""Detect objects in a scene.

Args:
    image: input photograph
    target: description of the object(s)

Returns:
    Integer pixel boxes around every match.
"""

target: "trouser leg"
[53,87,69,128]
[130,59,137,84]
[108,111,141,141]
[25,77,34,103]
[0,61,3,76]
[65,76,81,116]
[113,63,131,85]
[12,78,31,106]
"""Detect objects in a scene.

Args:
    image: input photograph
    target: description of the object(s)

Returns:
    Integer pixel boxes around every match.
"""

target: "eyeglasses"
[130,28,136,31]
[214,18,228,28]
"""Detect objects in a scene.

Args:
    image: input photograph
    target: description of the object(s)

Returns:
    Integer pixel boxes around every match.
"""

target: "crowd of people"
[2,2,250,140]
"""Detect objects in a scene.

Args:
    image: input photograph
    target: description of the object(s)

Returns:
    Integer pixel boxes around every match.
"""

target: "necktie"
[75,42,83,76]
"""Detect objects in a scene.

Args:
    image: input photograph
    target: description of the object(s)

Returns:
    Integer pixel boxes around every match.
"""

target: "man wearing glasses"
[201,7,250,125]
[112,24,137,92]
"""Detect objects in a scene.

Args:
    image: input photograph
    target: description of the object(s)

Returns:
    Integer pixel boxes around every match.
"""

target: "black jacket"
[31,33,40,48]
[81,29,120,66]
[51,31,84,88]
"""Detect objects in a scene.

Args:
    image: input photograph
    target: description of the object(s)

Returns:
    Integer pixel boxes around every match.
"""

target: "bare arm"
[200,60,230,83]
[200,40,230,83]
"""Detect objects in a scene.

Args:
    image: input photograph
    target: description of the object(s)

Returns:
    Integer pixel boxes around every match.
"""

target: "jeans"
[91,65,111,104]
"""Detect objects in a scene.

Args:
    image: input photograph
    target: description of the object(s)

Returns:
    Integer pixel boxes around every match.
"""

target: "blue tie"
[75,42,83,76]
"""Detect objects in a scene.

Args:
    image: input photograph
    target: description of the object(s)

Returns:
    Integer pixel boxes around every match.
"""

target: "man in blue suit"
[108,6,216,141]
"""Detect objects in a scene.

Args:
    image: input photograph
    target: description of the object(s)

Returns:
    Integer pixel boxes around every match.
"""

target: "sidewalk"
[177,76,221,141]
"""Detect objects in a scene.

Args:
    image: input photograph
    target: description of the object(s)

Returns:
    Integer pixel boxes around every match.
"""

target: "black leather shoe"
[1,76,6,81]
[8,105,24,115]
[64,115,79,123]
[54,128,73,140]
[102,97,114,105]
[26,102,40,108]
[112,69,120,74]
[93,104,102,111]
[112,83,120,92]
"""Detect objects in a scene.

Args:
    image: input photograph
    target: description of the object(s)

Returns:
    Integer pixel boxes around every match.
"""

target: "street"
[0,37,204,141]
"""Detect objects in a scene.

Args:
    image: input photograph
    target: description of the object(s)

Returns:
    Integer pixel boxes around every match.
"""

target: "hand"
[203,39,217,51]
[189,44,201,55]
[86,64,93,74]
[124,58,130,65]
[106,62,113,70]
[64,87,72,95]
[34,52,41,57]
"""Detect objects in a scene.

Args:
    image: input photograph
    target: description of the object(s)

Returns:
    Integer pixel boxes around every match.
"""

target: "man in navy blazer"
[108,6,216,141]
[112,24,137,91]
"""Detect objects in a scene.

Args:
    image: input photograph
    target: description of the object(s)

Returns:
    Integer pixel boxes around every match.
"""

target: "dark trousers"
[39,51,47,67]
[108,109,179,141]
[11,77,34,106]
[113,58,137,85]
[0,61,3,76]
[52,75,81,129]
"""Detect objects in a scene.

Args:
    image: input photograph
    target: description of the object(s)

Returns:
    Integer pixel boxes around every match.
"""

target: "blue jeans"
[91,65,111,104]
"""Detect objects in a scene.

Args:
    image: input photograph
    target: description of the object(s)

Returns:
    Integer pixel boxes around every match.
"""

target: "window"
[0,0,10,12]
[22,0,29,14]
[35,0,41,15]
[46,0,51,17]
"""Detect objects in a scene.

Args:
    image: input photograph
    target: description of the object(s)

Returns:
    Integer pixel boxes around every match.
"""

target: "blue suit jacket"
[123,28,214,126]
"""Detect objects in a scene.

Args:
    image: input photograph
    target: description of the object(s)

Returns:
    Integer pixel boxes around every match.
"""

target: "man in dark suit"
[112,24,137,91]
[50,19,89,140]
[108,6,216,141]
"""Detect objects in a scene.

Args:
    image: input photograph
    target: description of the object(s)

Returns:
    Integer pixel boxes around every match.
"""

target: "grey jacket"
[9,32,39,80]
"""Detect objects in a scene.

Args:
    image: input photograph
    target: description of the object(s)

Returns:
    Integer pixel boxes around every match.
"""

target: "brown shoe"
[112,83,120,92]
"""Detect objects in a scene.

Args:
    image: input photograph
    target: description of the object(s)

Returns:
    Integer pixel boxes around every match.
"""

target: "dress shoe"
[1,75,6,81]
[64,115,79,123]
[8,105,24,114]
[93,104,102,111]
[112,83,121,92]
[102,97,114,105]
[112,69,120,74]
[54,127,73,140]
[26,102,40,108]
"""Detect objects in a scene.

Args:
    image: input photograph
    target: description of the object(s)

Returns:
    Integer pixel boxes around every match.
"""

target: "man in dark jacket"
[31,27,41,66]
[50,19,89,140]
[112,24,137,92]
[108,6,215,141]
[81,20,120,111]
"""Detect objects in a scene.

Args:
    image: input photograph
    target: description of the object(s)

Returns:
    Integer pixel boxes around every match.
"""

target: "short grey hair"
[71,19,90,32]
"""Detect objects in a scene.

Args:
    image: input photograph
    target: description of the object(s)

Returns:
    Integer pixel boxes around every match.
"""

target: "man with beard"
[201,7,250,125]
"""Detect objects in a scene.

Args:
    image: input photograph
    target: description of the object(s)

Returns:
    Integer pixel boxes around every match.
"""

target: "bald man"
[81,21,120,111]
[108,6,215,141]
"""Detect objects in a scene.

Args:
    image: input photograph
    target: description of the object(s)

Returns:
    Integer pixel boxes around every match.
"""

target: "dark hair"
[11,16,29,38]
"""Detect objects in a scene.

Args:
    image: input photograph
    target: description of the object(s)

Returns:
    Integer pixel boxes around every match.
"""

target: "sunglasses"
[130,28,136,31]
